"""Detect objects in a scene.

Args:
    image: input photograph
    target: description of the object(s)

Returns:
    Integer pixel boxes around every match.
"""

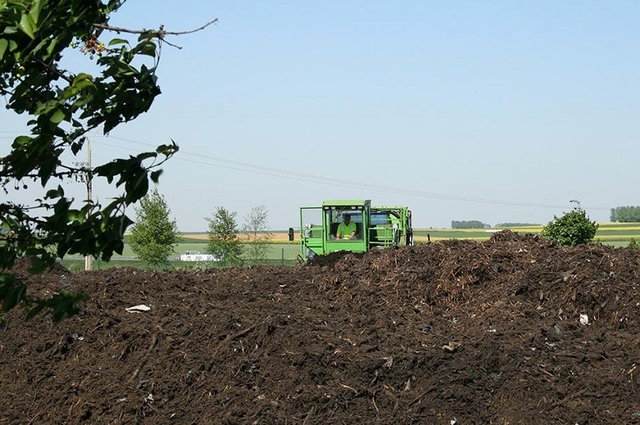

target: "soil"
[2,231,640,424]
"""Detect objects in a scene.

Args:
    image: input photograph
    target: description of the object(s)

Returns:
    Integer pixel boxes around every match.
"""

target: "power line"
[91,134,610,212]
[0,130,609,212]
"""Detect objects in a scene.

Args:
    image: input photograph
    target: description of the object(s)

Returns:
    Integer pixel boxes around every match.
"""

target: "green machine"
[289,200,413,259]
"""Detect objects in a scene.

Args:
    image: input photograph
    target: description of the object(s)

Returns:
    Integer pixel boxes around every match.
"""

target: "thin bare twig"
[37,60,72,83]
[159,37,181,50]
[92,18,218,37]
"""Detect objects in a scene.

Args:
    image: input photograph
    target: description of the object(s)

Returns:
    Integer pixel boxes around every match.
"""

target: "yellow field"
[182,223,640,245]
[182,232,294,241]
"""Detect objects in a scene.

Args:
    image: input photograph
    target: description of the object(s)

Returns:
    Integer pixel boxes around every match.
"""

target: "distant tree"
[129,189,179,267]
[451,220,489,229]
[243,205,273,263]
[541,201,598,247]
[207,207,243,266]
[610,206,640,222]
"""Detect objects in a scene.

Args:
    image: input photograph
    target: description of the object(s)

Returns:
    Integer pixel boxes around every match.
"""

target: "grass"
[62,242,303,270]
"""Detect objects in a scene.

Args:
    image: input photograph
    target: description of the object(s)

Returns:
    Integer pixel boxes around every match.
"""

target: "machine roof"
[322,200,370,207]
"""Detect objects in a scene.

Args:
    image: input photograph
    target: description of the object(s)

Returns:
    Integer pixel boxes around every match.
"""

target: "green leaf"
[72,74,95,90]
[29,0,44,25]
[108,38,129,46]
[138,42,156,57]
[28,252,55,273]
[46,37,59,57]
[50,109,65,124]
[30,37,50,56]
[25,291,88,321]
[45,186,64,199]
[156,141,179,156]
[0,273,16,287]
[13,135,32,147]
[150,169,163,183]
[0,277,26,312]
[125,170,149,203]
[0,39,8,60]
[19,14,36,39]
[137,152,157,161]
[51,290,87,322]
[25,303,46,320]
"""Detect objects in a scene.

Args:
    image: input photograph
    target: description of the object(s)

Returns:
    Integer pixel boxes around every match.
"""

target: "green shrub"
[541,203,598,247]
[629,238,640,249]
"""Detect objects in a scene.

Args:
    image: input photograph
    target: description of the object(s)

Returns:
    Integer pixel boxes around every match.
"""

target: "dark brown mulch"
[2,231,640,424]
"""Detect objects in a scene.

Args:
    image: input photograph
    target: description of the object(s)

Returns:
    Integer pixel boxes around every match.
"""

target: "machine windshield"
[326,207,363,240]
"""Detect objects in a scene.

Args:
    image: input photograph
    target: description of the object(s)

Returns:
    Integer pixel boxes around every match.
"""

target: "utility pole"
[74,138,93,271]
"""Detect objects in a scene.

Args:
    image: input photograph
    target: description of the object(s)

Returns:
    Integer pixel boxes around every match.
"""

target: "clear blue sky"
[2,1,639,230]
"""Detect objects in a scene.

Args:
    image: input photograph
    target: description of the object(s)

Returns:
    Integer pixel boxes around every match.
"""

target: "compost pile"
[2,231,640,424]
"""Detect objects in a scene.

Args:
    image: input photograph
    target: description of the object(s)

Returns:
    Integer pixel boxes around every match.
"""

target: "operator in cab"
[336,213,357,240]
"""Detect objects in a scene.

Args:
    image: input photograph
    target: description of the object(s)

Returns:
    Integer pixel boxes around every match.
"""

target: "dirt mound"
[306,249,364,268]
[2,232,640,424]
[3,257,70,279]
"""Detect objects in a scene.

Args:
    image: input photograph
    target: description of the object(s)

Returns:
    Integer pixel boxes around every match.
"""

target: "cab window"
[325,207,363,240]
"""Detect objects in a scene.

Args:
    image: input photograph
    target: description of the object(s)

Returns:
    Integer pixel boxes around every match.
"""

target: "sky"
[2,1,639,231]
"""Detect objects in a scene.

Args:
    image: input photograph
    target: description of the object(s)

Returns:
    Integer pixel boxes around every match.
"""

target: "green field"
[61,223,640,270]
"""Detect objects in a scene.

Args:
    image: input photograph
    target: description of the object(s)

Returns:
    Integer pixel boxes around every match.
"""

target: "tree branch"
[36,60,73,84]
[92,18,218,37]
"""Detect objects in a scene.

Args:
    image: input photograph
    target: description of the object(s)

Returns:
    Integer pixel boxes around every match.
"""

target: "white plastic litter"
[125,304,151,313]
[579,314,589,325]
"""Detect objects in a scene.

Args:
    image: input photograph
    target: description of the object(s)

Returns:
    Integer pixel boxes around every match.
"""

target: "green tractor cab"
[290,200,413,259]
